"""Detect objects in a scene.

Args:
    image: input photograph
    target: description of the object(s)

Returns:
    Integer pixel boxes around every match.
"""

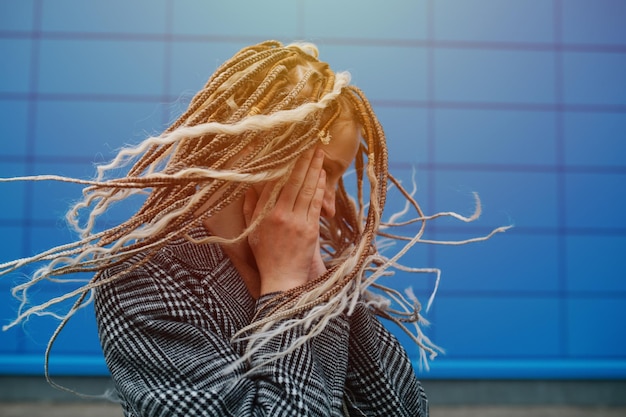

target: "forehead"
[322,117,361,170]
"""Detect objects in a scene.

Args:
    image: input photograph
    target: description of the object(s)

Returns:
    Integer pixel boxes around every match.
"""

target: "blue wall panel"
[0,0,625,379]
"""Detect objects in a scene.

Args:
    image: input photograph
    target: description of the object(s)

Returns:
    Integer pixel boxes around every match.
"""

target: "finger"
[277,148,317,210]
[293,149,325,214]
[242,187,258,227]
[307,168,326,221]
[253,181,278,218]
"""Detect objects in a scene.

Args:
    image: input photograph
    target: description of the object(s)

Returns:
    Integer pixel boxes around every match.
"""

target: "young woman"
[1,40,507,416]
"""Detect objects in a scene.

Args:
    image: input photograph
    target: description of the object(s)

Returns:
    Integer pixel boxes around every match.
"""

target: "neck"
[201,196,261,298]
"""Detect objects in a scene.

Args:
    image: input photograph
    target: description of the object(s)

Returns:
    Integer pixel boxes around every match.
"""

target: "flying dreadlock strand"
[125,44,285,178]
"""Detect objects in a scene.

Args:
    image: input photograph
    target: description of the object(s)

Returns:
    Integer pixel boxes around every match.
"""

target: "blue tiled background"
[1,0,625,379]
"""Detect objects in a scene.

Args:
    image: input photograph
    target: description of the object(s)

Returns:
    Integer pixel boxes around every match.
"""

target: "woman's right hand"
[243,148,327,295]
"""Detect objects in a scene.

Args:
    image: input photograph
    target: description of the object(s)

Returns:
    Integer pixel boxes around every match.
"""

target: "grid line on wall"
[160,0,174,127]
[553,0,569,358]
[5,92,626,114]
[2,30,626,54]
[20,0,43,259]
[425,0,439,342]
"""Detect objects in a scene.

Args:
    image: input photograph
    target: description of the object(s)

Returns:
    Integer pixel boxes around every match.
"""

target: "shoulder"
[94,251,203,326]
[94,230,255,333]
[345,303,428,415]
[97,227,225,298]
[94,231,220,320]
[348,302,415,368]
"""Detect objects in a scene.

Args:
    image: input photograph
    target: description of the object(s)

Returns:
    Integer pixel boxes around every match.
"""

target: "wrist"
[259,272,308,295]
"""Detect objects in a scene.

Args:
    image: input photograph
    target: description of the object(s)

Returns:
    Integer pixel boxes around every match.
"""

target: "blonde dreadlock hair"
[1,41,510,384]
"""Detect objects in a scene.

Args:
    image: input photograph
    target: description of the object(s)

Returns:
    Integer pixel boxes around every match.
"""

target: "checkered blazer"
[95,228,428,416]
